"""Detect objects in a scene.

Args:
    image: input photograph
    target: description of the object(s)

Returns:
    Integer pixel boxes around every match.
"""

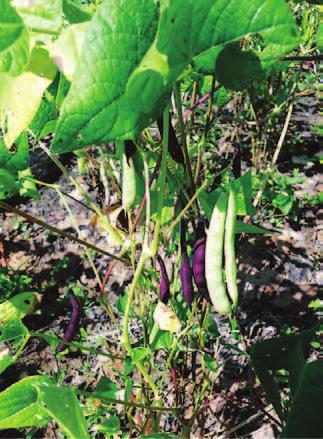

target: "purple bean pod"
[156,255,170,304]
[192,220,211,303]
[57,292,82,353]
[179,219,194,306]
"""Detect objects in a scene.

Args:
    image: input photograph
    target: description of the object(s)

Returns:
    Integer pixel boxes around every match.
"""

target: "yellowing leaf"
[153,302,181,334]
[50,22,89,81]
[0,47,56,147]
[0,292,36,322]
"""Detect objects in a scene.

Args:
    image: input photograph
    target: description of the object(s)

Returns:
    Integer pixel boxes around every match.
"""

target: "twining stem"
[31,332,124,360]
[0,201,125,262]
[39,143,123,245]
[122,106,170,400]
[78,390,178,412]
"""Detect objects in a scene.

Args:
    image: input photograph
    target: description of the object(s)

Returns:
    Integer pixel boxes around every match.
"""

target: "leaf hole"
[24,299,30,305]
[171,18,176,24]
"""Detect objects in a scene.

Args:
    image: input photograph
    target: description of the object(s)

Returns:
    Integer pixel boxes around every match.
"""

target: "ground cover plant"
[0,0,321,438]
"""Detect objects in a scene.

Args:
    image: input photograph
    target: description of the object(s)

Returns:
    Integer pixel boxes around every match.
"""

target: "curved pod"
[205,191,231,316]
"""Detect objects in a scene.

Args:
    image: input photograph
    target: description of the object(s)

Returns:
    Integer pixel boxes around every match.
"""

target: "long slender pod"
[192,220,211,303]
[205,191,231,316]
[224,184,238,308]
[57,292,82,353]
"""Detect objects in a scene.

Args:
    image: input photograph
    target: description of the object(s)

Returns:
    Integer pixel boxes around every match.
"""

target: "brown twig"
[282,54,322,62]
[0,201,125,262]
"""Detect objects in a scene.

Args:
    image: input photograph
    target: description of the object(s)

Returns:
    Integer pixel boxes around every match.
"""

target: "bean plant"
[0,0,321,438]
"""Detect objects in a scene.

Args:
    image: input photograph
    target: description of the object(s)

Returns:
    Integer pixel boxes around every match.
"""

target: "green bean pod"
[117,141,144,212]
[205,191,231,316]
[121,152,137,211]
[224,184,238,308]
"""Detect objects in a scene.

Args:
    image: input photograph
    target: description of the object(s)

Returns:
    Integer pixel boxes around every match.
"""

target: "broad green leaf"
[0,317,28,342]
[0,47,57,147]
[282,360,323,439]
[12,0,63,36]
[249,327,317,421]
[0,376,50,429]
[52,0,159,152]
[94,377,118,400]
[204,354,218,372]
[213,86,231,109]
[0,0,30,76]
[50,22,90,81]
[0,134,36,200]
[18,167,39,199]
[0,168,17,199]
[215,43,265,91]
[29,93,57,139]
[232,171,255,216]
[9,131,29,171]
[0,292,35,372]
[192,0,299,75]
[62,0,92,24]
[272,193,294,214]
[0,376,89,438]
[52,0,298,152]
[97,414,120,435]
[0,351,15,374]
[131,347,150,362]
[34,381,89,439]
[150,329,173,351]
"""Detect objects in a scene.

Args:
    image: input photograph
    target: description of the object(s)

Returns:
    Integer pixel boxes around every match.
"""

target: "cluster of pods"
[157,185,238,317]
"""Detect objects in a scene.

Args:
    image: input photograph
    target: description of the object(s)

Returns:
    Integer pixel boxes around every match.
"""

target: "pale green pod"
[224,184,238,308]
[122,153,137,211]
[205,190,231,316]
[116,141,144,212]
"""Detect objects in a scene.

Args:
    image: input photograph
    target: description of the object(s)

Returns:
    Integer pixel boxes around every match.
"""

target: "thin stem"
[78,390,178,412]
[282,54,322,62]
[31,332,124,360]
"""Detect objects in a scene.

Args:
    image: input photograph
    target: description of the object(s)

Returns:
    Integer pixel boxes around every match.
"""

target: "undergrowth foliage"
[0,0,321,438]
